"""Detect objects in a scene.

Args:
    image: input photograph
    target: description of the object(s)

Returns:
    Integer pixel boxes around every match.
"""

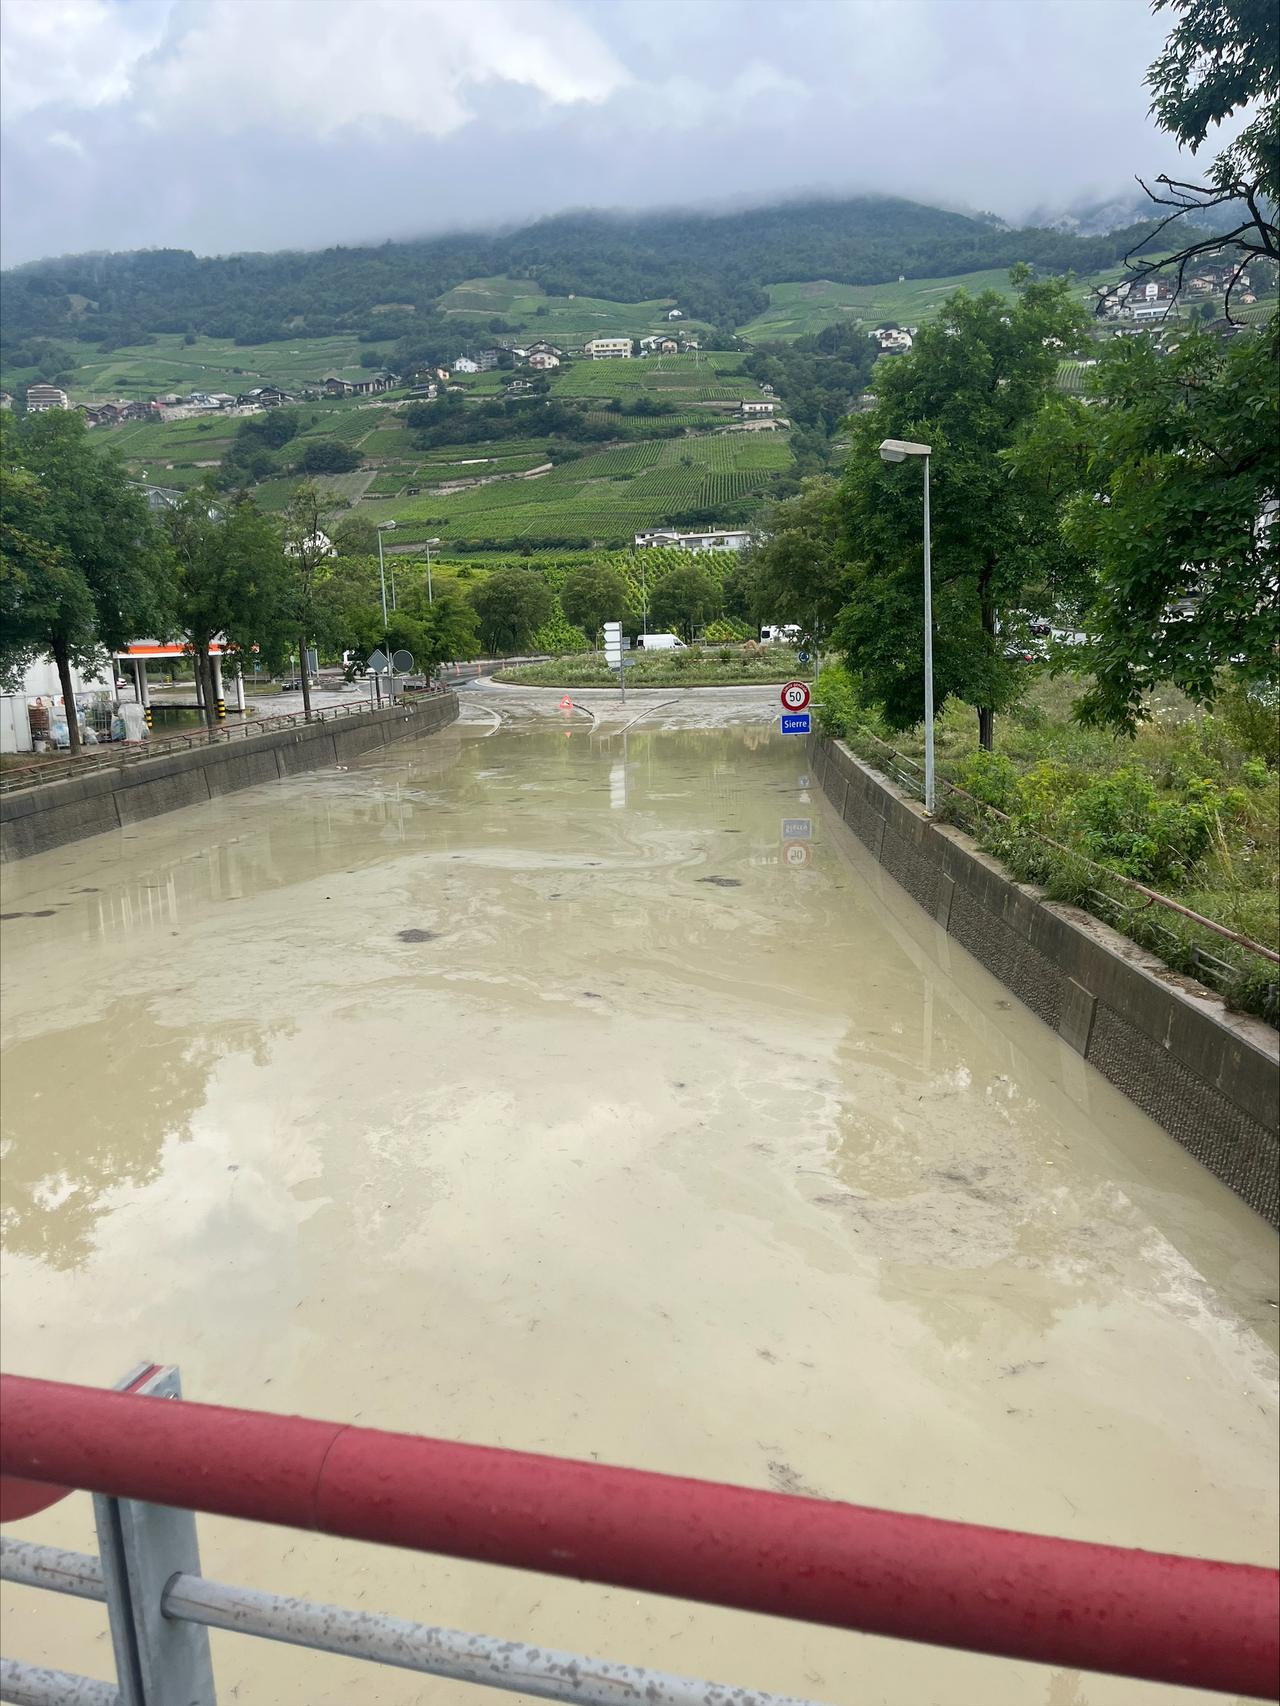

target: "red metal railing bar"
[1,1376,1275,1699]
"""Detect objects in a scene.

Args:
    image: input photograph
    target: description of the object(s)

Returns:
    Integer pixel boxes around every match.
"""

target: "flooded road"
[2,706,1276,1706]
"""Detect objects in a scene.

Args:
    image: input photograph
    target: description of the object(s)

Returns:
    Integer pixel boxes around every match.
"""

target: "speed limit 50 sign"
[780,680,811,712]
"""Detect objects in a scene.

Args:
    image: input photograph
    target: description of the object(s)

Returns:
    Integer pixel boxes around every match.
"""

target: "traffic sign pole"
[604,622,624,703]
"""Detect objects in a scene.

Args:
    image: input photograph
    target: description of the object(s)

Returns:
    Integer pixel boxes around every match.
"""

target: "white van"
[636,633,686,651]
[760,624,801,644]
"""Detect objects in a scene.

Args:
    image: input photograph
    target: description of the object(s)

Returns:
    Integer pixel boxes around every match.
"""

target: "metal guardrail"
[0,692,446,797]
[1,1369,1276,1704]
[0,1536,819,1706]
[843,724,1280,971]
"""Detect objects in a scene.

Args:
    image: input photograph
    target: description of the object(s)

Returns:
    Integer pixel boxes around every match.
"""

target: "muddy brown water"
[1,717,1276,1706]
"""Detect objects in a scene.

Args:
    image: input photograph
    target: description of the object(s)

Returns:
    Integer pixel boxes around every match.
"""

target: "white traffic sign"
[780,680,811,712]
[603,620,625,700]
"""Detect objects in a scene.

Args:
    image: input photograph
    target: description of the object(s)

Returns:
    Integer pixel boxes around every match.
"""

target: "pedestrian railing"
[1,1369,1275,1705]
[0,692,447,798]
[826,723,1279,1020]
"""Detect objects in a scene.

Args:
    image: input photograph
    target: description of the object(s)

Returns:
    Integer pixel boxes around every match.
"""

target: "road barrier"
[0,692,447,797]
[1,1370,1275,1703]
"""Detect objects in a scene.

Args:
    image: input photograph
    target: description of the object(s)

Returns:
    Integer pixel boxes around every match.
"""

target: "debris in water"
[397,928,439,943]
[697,876,742,888]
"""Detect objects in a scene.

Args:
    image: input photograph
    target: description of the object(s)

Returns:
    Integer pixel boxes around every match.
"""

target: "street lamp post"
[879,438,935,814]
[377,522,396,701]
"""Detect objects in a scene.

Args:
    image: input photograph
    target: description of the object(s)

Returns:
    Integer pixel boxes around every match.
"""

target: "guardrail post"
[93,1366,216,1706]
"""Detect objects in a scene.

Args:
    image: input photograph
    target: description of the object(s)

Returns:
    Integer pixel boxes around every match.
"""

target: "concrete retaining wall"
[810,735,1279,1225]
[0,695,458,864]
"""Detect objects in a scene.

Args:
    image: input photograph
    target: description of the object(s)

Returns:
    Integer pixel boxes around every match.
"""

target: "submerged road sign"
[781,712,811,735]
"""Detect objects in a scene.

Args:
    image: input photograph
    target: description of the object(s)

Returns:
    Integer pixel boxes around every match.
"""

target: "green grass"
[819,668,1278,1018]
[496,646,812,688]
[352,428,791,544]
[436,275,712,344]
[551,353,756,403]
[738,264,1171,341]
[1,332,399,404]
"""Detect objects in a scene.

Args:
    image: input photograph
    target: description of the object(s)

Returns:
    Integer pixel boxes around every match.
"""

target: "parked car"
[279,676,319,692]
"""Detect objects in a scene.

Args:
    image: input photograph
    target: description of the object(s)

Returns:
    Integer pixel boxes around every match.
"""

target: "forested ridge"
[2,194,1164,360]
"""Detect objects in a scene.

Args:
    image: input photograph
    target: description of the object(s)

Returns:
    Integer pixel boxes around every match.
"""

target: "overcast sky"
[1,0,1189,267]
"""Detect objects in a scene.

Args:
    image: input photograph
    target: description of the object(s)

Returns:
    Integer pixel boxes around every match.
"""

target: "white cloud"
[0,0,169,120]
[0,0,1184,265]
[2,0,630,139]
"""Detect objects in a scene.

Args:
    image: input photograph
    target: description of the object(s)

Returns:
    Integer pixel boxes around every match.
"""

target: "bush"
[1070,767,1214,882]
[951,750,1020,814]
[813,663,858,737]
[298,440,361,474]
[530,607,591,656]
[1218,679,1280,767]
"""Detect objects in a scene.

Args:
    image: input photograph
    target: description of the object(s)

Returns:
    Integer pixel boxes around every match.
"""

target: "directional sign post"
[603,621,625,703]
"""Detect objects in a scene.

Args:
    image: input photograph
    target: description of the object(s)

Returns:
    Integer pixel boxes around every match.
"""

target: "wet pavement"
[1,698,1276,1705]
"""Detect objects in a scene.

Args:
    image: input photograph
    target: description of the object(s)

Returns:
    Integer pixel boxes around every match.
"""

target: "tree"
[0,412,167,752]
[329,515,381,557]
[559,563,629,640]
[745,476,849,640]
[1103,0,1277,312]
[467,569,552,655]
[165,490,289,729]
[651,561,720,640]
[281,484,338,721]
[1055,323,1279,731]
[298,440,361,474]
[836,274,1087,749]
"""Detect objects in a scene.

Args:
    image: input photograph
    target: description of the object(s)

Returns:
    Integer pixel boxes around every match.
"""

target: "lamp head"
[879,438,931,463]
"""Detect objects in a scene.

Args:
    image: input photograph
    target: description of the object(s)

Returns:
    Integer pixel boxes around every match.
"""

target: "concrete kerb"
[0,695,458,863]
[809,733,1279,1223]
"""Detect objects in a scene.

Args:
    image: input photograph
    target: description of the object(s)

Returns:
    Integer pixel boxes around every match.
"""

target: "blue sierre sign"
[780,713,811,735]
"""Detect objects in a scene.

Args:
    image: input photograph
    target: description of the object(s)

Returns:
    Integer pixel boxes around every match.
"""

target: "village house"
[475,350,499,372]
[634,527,751,552]
[740,399,775,417]
[236,384,290,406]
[871,327,913,354]
[660,339,679,355]
[527,341,562,359]
[26,384,70,412]
[584,337,633,359]
[527,351,560,370]
[667,309,683,320]
[452,355,480,374]
[0,391,13,410]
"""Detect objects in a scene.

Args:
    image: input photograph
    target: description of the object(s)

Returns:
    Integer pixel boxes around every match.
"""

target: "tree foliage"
[297,439,361,474]
[650,561,721,640]
[1054,324,1279,730]
[166,489,289,725]
[1106,0,1277,309]
[3,196,1178,366]
[559,563,630,640]
[0,411,167,748]
[467,568,553,655]
[744,476,850,639]
[836,275,1088,748]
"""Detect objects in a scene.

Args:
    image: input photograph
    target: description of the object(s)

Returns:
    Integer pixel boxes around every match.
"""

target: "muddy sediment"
[1,715,1275,1705]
